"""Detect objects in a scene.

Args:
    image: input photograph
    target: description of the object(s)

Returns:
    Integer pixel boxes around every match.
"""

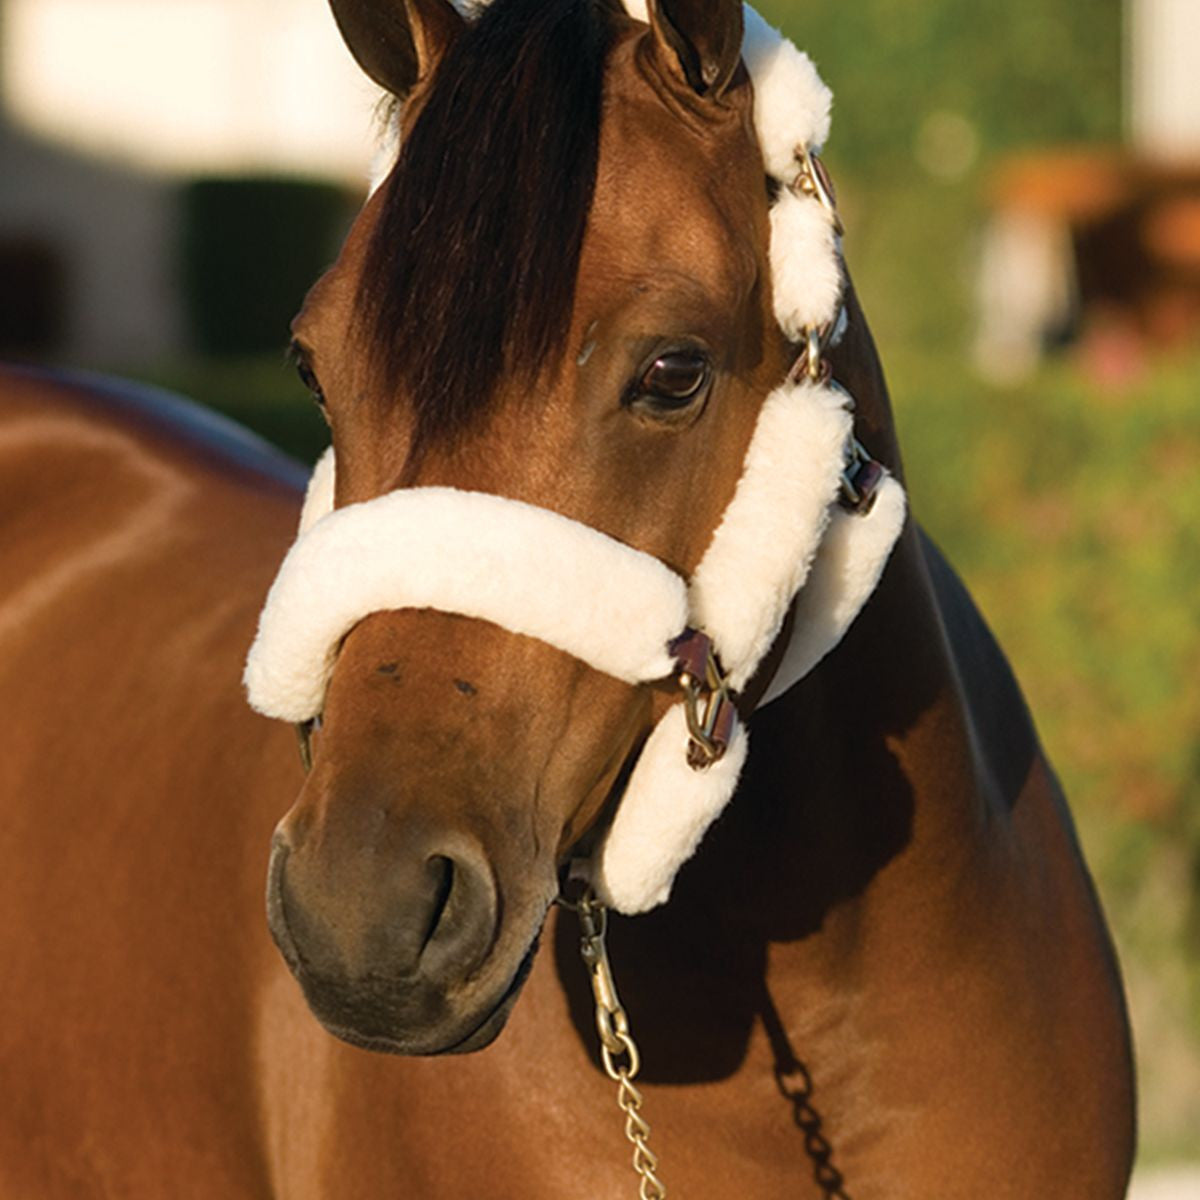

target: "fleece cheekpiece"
[244,3,907,914]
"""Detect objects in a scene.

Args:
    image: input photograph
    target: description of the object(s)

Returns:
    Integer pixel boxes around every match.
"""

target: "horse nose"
[266,824,498,988]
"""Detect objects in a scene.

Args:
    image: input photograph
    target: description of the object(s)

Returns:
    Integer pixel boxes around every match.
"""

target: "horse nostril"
[415,845,497,982]
[265,832,301,967]
[267,822,499,989]
[422,854,455,955]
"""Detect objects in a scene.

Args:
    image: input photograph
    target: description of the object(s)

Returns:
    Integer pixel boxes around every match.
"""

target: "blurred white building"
[975,0,1200,380]
[1128,0,1200,160]
[2,0,380,179]
[0,0,382,363]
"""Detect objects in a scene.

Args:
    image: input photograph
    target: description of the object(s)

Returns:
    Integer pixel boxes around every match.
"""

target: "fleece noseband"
[244,4,908,913]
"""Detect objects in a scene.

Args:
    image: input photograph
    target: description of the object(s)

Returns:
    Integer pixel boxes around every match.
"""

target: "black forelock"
[358,0,616,447]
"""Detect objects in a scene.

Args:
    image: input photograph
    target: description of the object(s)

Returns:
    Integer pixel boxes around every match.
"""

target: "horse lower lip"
[311,933,541,1057]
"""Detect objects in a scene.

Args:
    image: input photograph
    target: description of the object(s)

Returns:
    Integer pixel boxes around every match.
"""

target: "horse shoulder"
[0,367,305,1197]
[918,528,1135,1183]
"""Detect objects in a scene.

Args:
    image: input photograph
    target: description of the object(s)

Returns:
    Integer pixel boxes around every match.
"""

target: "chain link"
[567,889,667,1200]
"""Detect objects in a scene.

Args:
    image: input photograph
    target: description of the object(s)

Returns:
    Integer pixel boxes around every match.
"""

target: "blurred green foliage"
[139,0,1199,1163]
[757,0,1198,1159]
[180,177,358,356]
[759,0,1122,179]
[139,354,328,462]
[757,0,1123,356]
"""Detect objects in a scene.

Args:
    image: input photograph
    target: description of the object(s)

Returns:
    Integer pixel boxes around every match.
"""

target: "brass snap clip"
[560,887,666,1199]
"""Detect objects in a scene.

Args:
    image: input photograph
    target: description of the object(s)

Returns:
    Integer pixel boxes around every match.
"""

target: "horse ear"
[328,0,464,99]
[645,0,744,99]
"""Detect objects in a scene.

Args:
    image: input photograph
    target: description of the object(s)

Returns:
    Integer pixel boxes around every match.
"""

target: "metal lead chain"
[570,890,666,1200]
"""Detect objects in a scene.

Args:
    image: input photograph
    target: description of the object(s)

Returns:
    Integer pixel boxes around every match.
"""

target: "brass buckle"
[838,438,884,514]
[669,629,737,770]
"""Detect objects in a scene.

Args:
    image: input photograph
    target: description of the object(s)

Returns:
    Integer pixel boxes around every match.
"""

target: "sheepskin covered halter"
[244,3,907,914]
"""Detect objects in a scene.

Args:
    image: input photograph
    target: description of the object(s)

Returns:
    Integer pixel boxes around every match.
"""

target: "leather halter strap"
[665,149,884,768]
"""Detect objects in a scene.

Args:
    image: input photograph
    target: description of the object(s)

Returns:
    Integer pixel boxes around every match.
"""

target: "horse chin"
[293,927,543,1058]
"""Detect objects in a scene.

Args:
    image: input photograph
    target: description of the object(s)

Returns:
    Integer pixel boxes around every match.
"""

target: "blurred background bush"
[1,0,1196,1172]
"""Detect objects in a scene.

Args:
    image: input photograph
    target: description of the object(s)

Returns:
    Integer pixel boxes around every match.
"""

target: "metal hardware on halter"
[787,316,839,386]
[792,144,844,237]
[669,628,737,770]
[785,148,886,518]
[840,438,884,514]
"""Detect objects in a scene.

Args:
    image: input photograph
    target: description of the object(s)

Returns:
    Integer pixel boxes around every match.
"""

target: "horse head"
[250,0,903,1055]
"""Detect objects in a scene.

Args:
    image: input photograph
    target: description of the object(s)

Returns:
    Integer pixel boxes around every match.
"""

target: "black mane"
[359,0,615,446]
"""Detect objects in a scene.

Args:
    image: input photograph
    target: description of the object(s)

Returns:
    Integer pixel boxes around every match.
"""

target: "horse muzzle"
[265,819,542,1055]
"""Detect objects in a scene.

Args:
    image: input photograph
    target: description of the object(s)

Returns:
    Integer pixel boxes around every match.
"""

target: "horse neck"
[587,293,1003,1061]
[746,289,996,934]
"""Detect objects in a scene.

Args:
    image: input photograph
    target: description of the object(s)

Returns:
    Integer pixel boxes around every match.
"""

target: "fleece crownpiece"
[244,3,907,914]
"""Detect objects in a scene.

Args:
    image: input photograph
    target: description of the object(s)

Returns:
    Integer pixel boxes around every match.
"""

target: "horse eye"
[636,351,710,410]
[297,363,325,406]
[289,343,325,407]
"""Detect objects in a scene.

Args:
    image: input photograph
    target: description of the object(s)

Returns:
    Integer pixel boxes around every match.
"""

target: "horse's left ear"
[645,0,744,99]
[328,0,464,99]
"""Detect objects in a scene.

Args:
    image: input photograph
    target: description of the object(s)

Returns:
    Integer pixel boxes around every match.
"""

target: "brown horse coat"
[0,346,1135,1199]
[0,0,1134,1194]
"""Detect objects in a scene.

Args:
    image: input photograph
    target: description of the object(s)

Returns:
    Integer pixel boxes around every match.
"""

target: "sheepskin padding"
[244,488,689,722]
[769,190,843,341]
[689,379,850,690]
[298,446,335,535]
[593,472,904,912]
[741,5,832,174]
[591,704,750,912]
[594,468,905,912]
[758,474,908,708]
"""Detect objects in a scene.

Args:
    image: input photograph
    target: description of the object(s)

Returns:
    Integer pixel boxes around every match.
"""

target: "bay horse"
[0,0,1135,1195]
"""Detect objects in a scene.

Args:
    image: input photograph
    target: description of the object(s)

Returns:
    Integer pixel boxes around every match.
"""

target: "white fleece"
[244,488,688,722]
[689,379,849,690]
[769,190,844,340]
[741,6,832,173]
[595,464,906,909]
[298,446,336,535]
[758,475,908,707]
[591,704,749,911]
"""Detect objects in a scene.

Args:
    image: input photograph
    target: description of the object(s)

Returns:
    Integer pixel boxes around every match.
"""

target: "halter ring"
[792,145,844,236]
